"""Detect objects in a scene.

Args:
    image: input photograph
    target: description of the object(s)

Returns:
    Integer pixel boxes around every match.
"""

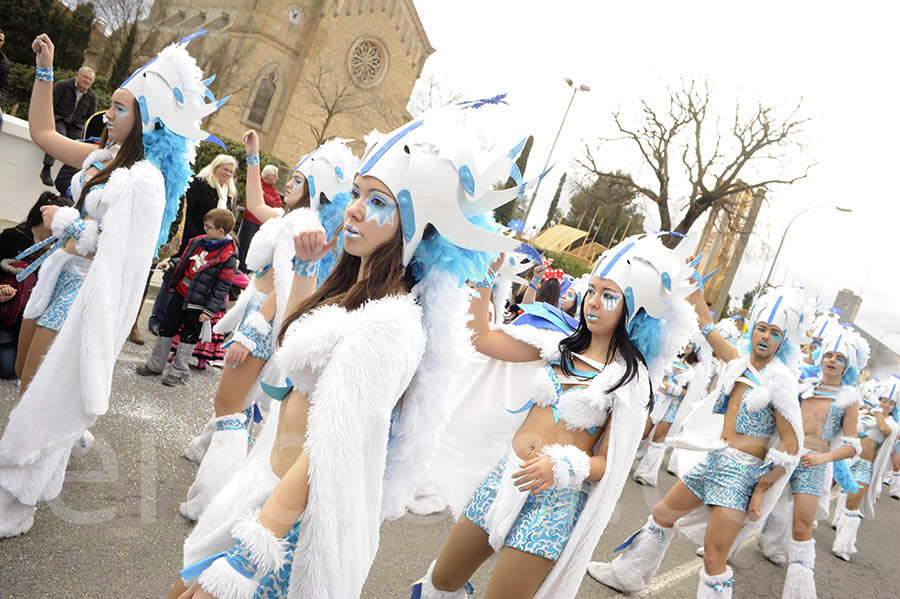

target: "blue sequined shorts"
[790,453,826,496]
[34,270,86,331]
[463,456,589,561]
[682,447,770,512]
[850,459,873,486]
[236,292,273,360]
[661,397,682,424]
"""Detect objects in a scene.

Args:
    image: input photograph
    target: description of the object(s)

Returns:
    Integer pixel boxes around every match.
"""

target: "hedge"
[1,62,113,118]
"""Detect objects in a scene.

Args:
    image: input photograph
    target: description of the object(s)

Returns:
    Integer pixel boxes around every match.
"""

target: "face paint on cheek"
[769,331,782,345]
[601,291,622,312]
[116,106,129,119]
[364,196,397,228]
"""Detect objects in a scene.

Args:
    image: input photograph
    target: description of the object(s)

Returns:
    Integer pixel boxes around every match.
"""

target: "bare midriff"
[62,223,96,259]
[511,362,603,462]
[720,381,769,460]
[255,268,275,295]
[860,436,879,463]
[801,396,831,453]
[270,389,311,478]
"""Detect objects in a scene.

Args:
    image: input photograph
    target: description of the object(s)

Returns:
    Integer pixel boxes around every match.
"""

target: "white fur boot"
[757,497,791,565]
[587,515,676,592]
[0,485,36,539]
[633,442,665,486]
[183,416,218,464]
[69,429,95,458]
[782,539,816,599]
[635,436,649,460]
[890,471,900,500]
[831,493,846,529]
[667,447,680,475]
[410,560,473,598]
[179,414,249,521]
[697,566,734,598]
[831,509,861,561]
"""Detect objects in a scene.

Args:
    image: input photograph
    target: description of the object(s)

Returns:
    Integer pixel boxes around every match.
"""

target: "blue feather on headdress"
[315,190,351,285]
[409,213,499,286]
[141,127,192,254]
[626,309,663,368]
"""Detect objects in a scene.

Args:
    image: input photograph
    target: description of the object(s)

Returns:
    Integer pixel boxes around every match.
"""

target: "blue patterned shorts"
[661,397,682,424]
[34,270,86,331]
[682,447,770,512]
[894,440,900,454]
[463,456,588,561]
[253,519,301,598]
[790,454,826,496]
[850,459,873,486]
[236,292,273,360]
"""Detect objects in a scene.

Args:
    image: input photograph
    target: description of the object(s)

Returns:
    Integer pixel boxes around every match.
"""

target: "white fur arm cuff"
[841,436,862,456]
[242,310,272,337]
[230,331,258,354]
[197,512,289,599]
[766,447,800,471]
[542,444,591,489]
[50,206,80,238]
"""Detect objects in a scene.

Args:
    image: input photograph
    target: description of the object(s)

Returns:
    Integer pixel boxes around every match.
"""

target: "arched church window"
[347,38,388,88]
[248,71,277,126]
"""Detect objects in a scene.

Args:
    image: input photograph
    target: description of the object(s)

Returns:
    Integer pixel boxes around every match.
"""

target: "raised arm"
[283,229,335,316]
[242,130,281,224]
[28,35,96,168]
[685,287,740,363]
[468,265,542,363]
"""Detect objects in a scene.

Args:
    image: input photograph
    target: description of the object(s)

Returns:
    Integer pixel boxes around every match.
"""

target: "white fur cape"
[860,410,900,519]
[0,152,163,508]
[184,294,425,599]
[670,354,804,555]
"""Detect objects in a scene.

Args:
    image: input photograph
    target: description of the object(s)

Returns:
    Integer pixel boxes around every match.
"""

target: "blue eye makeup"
[364,192,397,228]
[601,290,622,311]
[769,330,782,343]
[116,104,129,117]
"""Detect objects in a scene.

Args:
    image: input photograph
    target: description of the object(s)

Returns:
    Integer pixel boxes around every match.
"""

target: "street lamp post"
[521,78,590,225]
[876,331,900,345]
[763,206,852,288]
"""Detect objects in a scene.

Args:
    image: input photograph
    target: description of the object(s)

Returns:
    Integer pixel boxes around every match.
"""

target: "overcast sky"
[413,0,900,357]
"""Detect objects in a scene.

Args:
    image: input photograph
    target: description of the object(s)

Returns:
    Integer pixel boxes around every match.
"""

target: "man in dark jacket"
[0,30,10,135]
[136,208,236,386]
[39,67,97,186]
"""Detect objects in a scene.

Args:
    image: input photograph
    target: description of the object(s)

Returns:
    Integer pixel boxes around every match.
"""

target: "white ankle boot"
[70,429,95,458]
[587,515,675,592]
[410,560,473,598]
[697,566,734,598]
[183,416,218,463]
[831,508,861,561]
[782,539,815,599]
[633,442,665,486]
[831,493,846,529]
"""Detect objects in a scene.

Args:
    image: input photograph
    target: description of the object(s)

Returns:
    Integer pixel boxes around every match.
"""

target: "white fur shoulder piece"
[495,322,564,361]
[244,216,283,272]
[279,207,324,237]
[555,358,649,433]
[85,159,163,219]
[834,385,861,411]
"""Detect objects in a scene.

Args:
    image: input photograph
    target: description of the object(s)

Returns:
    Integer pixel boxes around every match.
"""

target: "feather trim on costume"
[841,437,862,456]
[530,368,557,408]
[231,509,289,575]
[835,386,861,411]
[243,311,272,337]
[244,218,283,272]
[555,386,614,432]
[50,206,80,238]
[197,557,257,599]
[767,447,800,470]
[543,444,591,489]
[495,322,564,361]
[230,332,257,354]
[73,221,100,256]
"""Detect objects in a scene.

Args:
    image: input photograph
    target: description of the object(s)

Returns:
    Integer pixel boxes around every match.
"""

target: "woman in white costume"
[0,30,227,538]
[169,101,547,599]
[411,233,698,599]
[755,327,867,598]
[831,379,900,561]
[174,131,356,521]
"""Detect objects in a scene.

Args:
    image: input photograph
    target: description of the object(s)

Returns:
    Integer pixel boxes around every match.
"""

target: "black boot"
[40,165,53,186]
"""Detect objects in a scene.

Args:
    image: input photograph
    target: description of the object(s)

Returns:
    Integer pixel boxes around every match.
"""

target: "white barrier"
[0,114,58,224]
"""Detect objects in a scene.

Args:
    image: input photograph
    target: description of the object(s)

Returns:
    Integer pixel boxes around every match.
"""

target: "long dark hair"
[278,222,415,344]
[24,191,74,227]
[558,294,652,407]
[535,278,561,306]
[77,96,145,211]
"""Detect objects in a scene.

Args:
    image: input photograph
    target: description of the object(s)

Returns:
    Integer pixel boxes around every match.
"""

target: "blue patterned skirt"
[682,447,769,512]
[789,451,827,496]
[34,269,87,331]
[850,459,873,486]
[463,455,588,561]
[661,397,682,424]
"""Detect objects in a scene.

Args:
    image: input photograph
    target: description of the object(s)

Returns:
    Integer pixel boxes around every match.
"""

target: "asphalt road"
[2,311,899,598]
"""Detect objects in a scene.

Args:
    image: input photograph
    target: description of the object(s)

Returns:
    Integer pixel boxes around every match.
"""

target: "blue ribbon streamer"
[259,377,294,402]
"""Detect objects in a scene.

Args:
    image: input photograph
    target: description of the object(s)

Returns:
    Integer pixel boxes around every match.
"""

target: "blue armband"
[35,66,54,82]
[291,255,319,278]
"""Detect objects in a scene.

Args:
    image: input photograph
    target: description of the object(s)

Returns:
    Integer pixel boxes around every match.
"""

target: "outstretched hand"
[242,130,260,156]
[31,34,54,68]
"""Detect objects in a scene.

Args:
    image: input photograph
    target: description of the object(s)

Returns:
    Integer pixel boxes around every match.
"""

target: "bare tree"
[407,72,463,117]
[577,81,813,248]
[304,60,368,146]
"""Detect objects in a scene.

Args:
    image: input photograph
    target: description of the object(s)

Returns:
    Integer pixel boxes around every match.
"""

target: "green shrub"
[2,62,113,119]
[542,249,592,278]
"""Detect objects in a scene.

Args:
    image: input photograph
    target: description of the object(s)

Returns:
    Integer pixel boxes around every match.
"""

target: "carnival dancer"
[633,346,698,486]
[0,31,227,538]
[589,287,805,599]
[175,132,356,521]
[170,102,548,599]
[755,328,868,598]
[410,233,698,599]
[831,380,900,561]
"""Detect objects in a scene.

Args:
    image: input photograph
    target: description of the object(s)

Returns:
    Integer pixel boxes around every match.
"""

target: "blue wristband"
[246,153,260,166]
[701,323,716,338]
[35,66,53,82]
[291,255,319,278]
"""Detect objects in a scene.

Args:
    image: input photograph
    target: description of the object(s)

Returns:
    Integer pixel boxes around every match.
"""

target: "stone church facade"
[134,0,433,161]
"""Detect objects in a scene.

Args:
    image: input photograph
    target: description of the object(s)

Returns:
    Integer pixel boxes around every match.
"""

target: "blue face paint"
[357,187,397,228]
[116,105,129,119]
[769,330,783,345]
[601,290,622,312]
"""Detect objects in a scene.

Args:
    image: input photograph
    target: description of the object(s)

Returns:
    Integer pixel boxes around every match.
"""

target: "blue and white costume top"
[854,405,900,519]
[711,366,778,438]
[650,362,693,424]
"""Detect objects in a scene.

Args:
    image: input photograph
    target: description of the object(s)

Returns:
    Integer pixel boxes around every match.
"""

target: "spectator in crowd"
[148,155,236,335]
[39,66,97,186]
[0,30,9,134]
[0,192,73,378]
[236,164,282,271]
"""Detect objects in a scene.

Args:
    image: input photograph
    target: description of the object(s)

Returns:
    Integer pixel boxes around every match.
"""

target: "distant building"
[833,289,862,324]
[695,186,765,317]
